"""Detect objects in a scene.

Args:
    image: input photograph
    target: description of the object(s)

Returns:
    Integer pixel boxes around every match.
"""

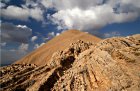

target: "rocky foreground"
[0,34,140,91]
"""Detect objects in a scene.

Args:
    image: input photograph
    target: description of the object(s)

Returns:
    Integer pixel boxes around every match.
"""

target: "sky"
[0,0,140,65]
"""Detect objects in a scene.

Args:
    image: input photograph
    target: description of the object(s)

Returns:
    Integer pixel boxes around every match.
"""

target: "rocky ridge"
[0,34,140,91]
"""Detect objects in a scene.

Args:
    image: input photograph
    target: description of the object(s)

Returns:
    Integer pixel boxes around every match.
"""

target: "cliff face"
[0,34,140,91]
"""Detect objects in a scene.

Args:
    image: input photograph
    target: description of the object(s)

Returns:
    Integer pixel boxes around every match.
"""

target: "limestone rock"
[0,34,140,91]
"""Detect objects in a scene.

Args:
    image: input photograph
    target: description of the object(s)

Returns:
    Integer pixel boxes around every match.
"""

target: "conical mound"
[15,30,101,66]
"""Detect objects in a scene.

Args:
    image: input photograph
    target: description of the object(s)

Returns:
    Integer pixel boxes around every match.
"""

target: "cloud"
[40,42,45,46]
[56,33,60,36]
[48,32,55,36]
[41,31,56,42]
[31,36,38,42]
[42,0,103,10]
[1,23,32,43]
[1,0,139,30]
[0,2,6,8]
[1,49,20,65]
[45,0,140,31]
[18,43,29,53]
[41,0,54,8]
[1,6,29,21]
[1,43,29,65]
[1,0,10,3]
[1,5,44,21]
[30,7,44,21]
[34,44,39,49]
[0,42,6,47]
[34,43,45,49]
[103,31,121,38]
[47,32,55,39]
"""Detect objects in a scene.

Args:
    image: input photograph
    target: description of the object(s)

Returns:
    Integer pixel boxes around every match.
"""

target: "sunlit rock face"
[0,33,140,91]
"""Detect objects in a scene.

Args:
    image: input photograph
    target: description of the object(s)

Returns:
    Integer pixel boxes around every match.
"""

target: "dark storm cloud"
[0,23,32,43]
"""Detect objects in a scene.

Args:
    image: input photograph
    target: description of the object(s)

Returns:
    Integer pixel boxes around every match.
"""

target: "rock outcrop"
[0,34,140,91]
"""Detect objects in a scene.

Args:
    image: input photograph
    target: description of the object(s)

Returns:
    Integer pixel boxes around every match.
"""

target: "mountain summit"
[15,30,101,66]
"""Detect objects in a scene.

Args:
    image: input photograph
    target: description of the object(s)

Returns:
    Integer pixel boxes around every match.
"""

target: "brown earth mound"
[1,34,140,91]
[15,30,101,66]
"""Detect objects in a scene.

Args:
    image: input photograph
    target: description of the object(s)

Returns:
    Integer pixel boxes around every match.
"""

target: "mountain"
[15,30,101,66]
[0,31,140,91]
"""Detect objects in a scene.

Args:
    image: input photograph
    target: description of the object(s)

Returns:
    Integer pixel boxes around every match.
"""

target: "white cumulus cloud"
[45,0,140,31]
[1,5,44,21]
[31,36,38,42]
